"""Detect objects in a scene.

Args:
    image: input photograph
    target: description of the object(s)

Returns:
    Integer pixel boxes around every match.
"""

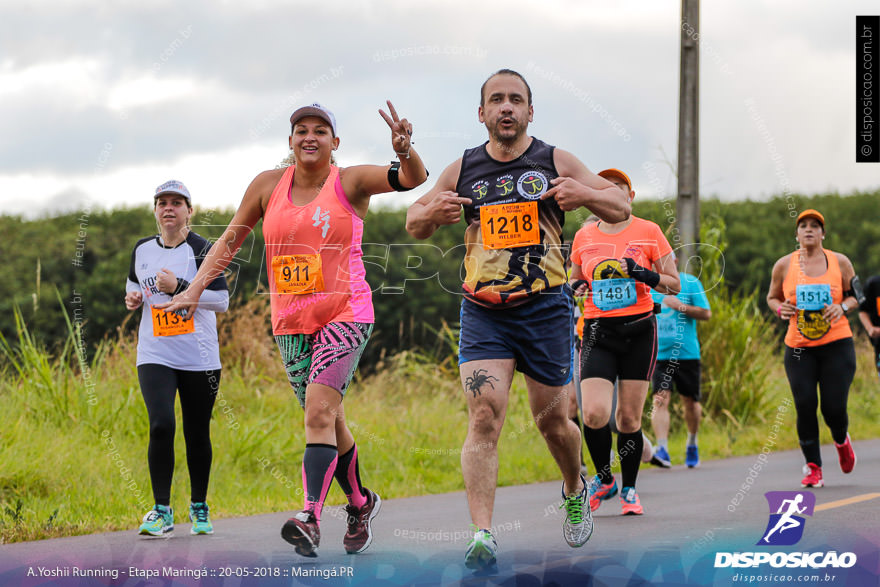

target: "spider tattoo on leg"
[465,369,499,397]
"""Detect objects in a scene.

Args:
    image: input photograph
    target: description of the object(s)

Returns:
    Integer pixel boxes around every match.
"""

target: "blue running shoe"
[685,445,700,468]
[651,446,672,468]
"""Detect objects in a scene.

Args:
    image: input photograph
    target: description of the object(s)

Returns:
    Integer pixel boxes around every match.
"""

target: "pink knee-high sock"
[334,444,367,509]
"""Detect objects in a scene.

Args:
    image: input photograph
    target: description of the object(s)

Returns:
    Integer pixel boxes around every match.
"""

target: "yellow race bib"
[151,306,195,337]
[479,201,539,250]
[272,254,325,294]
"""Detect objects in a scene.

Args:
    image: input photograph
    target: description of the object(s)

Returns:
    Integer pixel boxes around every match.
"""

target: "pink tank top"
[263,165,373,335]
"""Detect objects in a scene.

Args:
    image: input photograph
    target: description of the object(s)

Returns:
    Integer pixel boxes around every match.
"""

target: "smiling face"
[154,194,192,235]
[289,116,339,166]
[796,217,825,247]
[478,74,533,144]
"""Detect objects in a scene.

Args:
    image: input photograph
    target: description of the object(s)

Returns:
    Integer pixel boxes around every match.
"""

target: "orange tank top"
[262,165,373,335]
[571,217,673,319]
[782,249,852,347]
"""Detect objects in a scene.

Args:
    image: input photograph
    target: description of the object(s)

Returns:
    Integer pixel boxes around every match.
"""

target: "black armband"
[845,275,866,305]
[388,161,412,192]
[174,278,190,295]
[388,161,428,192]
[623,257,661,288]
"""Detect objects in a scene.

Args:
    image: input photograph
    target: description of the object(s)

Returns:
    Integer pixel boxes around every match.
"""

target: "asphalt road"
[2,440,878,586]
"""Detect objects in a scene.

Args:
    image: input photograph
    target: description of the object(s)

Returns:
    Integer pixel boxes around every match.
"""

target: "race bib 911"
[272,254,325,295]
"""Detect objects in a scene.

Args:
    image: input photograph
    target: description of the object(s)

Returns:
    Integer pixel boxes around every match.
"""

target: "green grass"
[2,299,880,543]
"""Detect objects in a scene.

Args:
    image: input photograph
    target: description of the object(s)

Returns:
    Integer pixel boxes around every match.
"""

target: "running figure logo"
[758,491,815,546]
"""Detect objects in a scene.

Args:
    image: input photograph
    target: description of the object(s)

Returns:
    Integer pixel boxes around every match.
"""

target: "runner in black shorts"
[767,209,861,487]
[571,168,679,516]
[125,180,229,536]
[857,274,880,377]
[406,69,630,570]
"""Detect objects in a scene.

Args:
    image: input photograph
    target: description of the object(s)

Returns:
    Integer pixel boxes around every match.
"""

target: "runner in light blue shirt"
[649,272,711,468]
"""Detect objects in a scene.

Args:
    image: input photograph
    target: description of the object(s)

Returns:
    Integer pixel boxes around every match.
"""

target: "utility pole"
[677,0,700,270]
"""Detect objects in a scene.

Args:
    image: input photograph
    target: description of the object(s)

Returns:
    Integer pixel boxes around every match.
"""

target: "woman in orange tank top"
[570,168,680,516]
[160,101,427,556]
[766,209,861,488]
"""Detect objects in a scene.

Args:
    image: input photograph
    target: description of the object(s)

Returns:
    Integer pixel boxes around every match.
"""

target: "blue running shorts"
[459,285,575,387]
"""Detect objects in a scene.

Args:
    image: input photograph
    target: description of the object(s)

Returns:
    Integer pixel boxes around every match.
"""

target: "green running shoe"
[464,529,497,570]
[561,475,593,547]
[138,504,174,536]
[189,502,213,535]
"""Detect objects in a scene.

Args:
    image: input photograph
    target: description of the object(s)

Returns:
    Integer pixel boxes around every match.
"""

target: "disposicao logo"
[759,491,814,546]
[714,491,857,569]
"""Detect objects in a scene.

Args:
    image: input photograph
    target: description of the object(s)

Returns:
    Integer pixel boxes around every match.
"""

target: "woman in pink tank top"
[160,101,427,556]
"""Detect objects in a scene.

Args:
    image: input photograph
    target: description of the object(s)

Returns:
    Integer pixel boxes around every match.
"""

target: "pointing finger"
[540,186,557,200]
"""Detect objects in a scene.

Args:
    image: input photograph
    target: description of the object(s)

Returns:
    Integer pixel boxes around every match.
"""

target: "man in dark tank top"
[406,69,631,570]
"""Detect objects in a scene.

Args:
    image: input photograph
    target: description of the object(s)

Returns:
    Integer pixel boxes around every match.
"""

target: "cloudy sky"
[1,1,877,218]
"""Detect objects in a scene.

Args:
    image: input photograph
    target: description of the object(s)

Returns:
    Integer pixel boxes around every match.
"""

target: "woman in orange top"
[570,168,679,516]
[161,101,427,556]
[767,209,861,488]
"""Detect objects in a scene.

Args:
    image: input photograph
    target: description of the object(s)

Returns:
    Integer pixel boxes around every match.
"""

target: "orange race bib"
[479,201,539,250]
[151,306,195,337]
[272,254,324,295]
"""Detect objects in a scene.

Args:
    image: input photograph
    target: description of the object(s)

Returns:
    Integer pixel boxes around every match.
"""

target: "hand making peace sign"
[378,100,414,157]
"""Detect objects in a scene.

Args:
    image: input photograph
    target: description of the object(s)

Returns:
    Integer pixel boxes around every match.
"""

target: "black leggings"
[137,364,220,505]
[783,338,855,466]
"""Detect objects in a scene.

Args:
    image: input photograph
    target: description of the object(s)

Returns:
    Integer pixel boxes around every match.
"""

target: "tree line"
[3,189,879,369]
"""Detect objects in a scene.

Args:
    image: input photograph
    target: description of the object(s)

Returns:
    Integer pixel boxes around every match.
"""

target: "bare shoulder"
[772,253,794,274]
[833,251,853,266]
[253,167,286,186]
[438,157,463,187]
[552,148,587,175]
[252,167,284,191]
[833,251,856,277]
[418,157,463,201]
[240,167,285,213]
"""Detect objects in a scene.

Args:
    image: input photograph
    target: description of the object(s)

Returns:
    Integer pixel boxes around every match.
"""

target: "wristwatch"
[841,302,850,313]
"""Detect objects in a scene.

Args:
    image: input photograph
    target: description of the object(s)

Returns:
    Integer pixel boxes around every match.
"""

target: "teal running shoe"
[139,504,174,536]
[189,502,213,535]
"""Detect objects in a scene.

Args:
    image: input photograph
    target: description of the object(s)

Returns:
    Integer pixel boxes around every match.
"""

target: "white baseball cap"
[154,180,192,206]
[289,103,337,136]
